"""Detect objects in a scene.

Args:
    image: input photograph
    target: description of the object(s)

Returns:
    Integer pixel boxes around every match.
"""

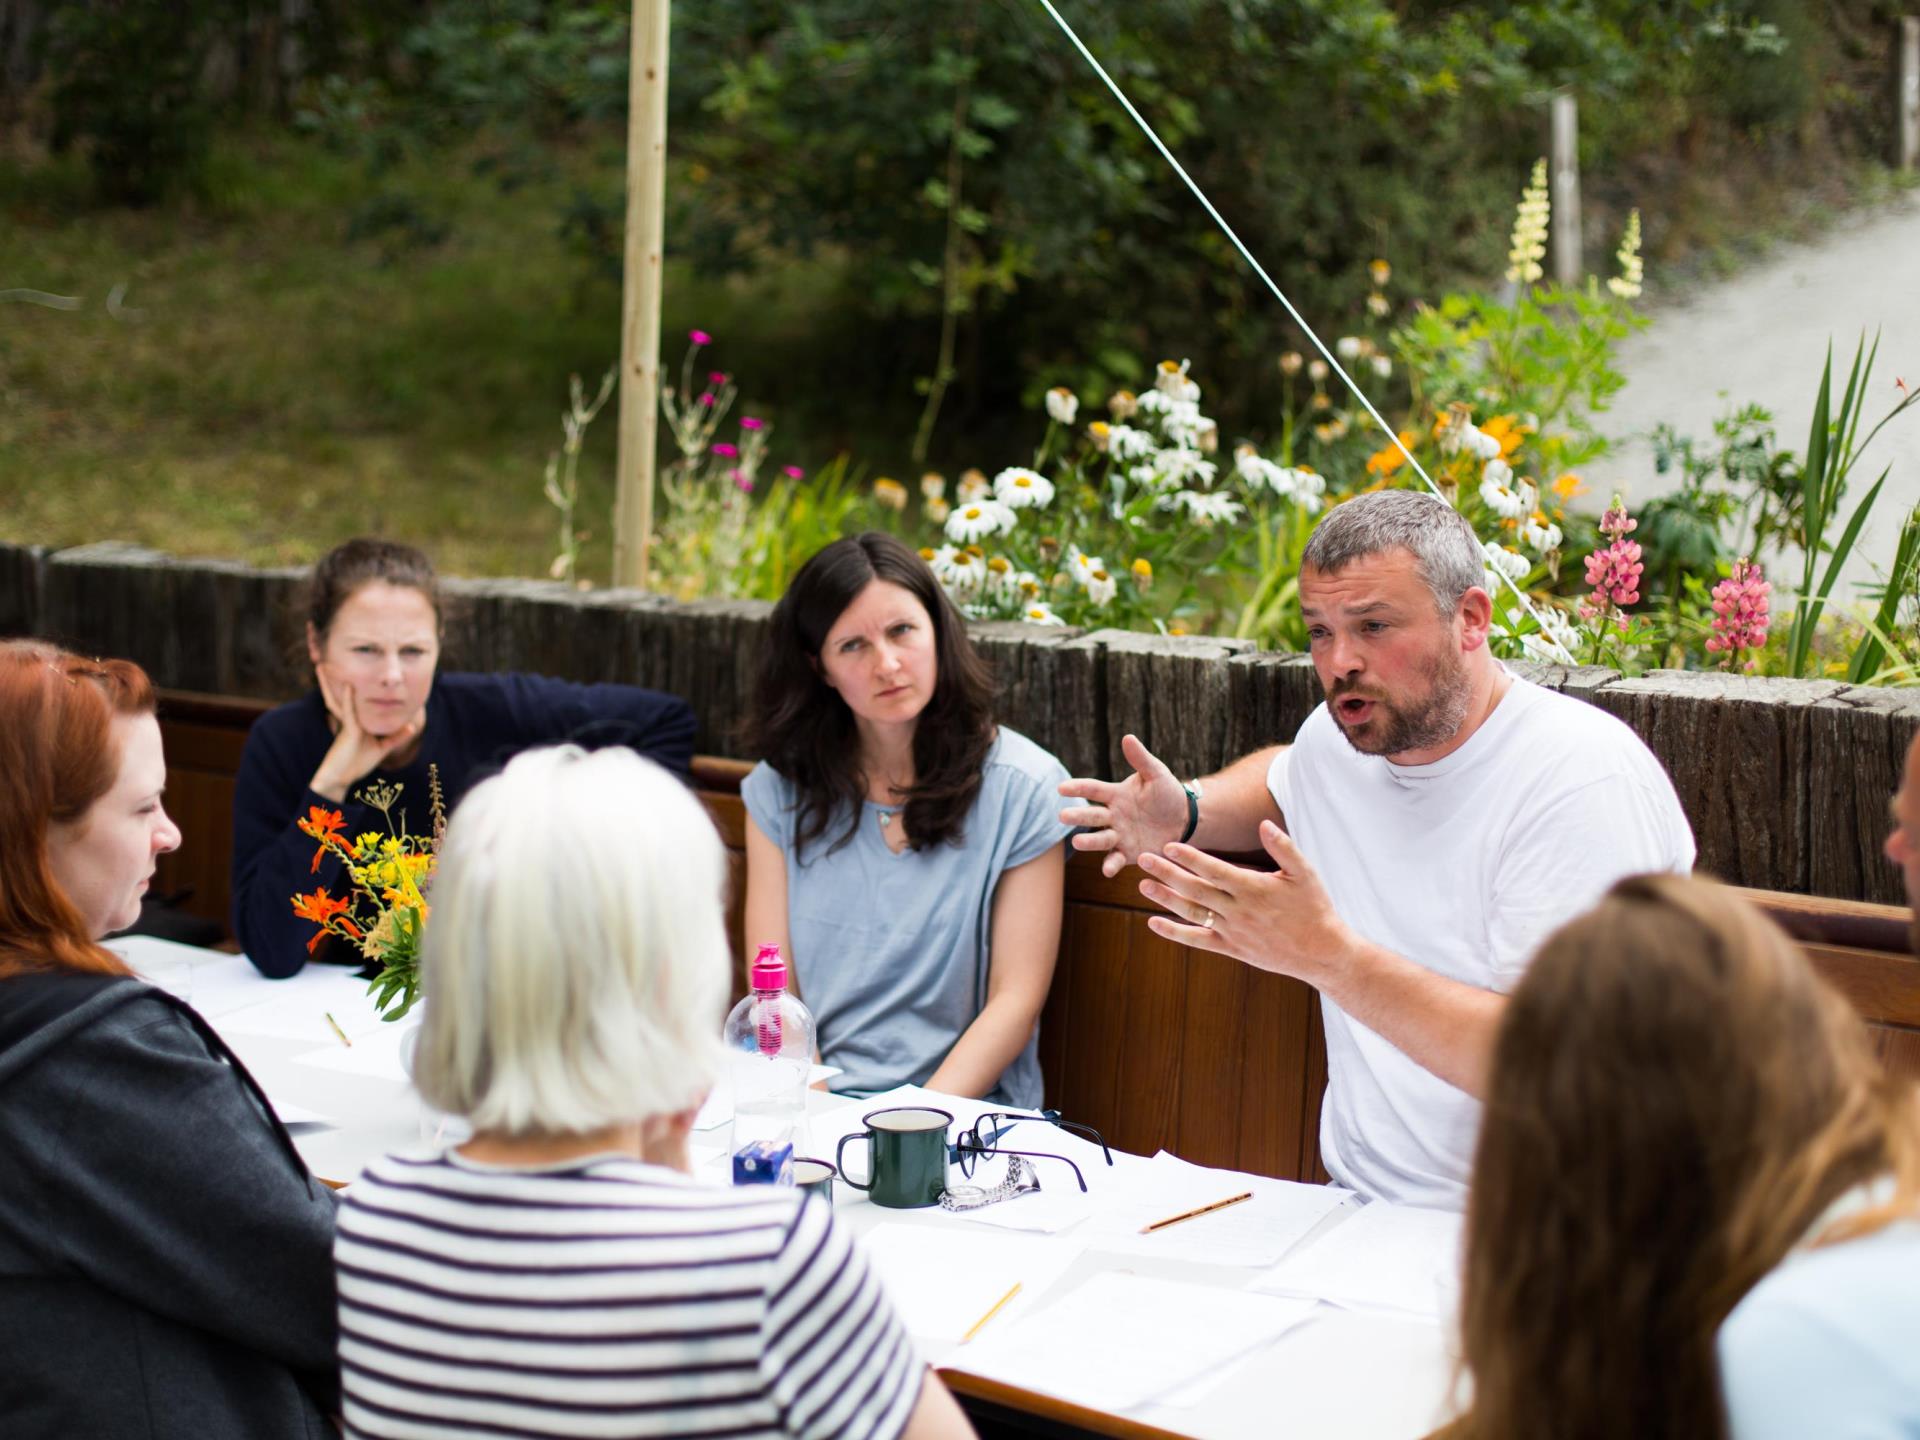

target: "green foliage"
[44,0,229,204]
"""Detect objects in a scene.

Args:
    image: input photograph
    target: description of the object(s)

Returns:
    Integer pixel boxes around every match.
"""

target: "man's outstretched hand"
[1057,733,1191,878]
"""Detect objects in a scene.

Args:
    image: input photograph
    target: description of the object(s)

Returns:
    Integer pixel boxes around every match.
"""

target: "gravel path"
[1588,189,1920,600]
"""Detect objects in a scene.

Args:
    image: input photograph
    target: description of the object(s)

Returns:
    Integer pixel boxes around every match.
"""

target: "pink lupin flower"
[1705,558,1770,670]
[1578,494,1644,631]
[740,416,765,431]
[710,442,739,458]
[689,329,712,346]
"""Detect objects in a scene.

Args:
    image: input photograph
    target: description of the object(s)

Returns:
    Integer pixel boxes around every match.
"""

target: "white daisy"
[956,470,991,503]
[1148,448,1217,489]
[993,467,1055,509]
[1067,547,1106,586]
[1518,603,1579,664]
[925,544,962,587]
[1154,359,1201,404]
[945,499,1017,545]
[1481,541,1531,584]
[1371,355,1392,379]
[1106,424,1157,462]
[984,555,1018,598]
[1519,511,1562,552]
[1021,601,1066,626]
[1045,387,1079,425]
[1162,489,1245,526]
[1134,388,1173,418]
[1480,460,1525,519]
[946,547,986,596]
[1335,335,1363,360]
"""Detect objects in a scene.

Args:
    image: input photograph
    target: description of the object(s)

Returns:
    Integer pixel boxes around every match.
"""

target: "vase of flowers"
[289,767,443,1021]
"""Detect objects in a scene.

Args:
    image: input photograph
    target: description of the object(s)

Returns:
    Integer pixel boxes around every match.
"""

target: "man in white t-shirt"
[1059,490,1695,1208]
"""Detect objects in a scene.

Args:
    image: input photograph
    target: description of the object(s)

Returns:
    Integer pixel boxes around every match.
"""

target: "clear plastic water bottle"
[723,945,815,1186]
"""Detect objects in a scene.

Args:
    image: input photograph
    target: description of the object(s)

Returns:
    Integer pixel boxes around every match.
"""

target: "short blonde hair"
[411,746,731,1135]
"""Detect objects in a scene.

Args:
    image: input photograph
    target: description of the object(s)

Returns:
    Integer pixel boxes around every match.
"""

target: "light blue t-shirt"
[1719,1208,1920,1440]
[742,727,1069,1109]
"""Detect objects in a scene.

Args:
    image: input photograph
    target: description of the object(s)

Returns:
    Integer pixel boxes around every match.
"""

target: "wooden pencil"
[1140,1190,1254,1234]
[960,1282,1023,1343]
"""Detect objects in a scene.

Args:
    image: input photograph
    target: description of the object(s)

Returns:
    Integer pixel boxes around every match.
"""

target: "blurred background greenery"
[0,0,1911,578]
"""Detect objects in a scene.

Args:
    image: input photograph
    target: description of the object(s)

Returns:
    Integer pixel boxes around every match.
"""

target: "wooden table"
[118,934,1459,1440]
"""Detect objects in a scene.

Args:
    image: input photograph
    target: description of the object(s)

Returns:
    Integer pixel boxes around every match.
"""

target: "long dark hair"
[745,533,996,861]
[1440,872,1920,1440]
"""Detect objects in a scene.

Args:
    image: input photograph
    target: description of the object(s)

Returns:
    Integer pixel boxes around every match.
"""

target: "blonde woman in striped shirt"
[335,746,975,1440]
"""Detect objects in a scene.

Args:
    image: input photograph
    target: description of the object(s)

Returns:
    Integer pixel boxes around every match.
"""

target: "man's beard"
[1327,646,1473,758]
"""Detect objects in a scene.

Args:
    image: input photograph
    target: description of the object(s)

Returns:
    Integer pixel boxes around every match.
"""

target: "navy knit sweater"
[231,671,697,977]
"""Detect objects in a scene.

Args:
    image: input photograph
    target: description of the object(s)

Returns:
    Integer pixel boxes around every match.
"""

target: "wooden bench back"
[154,692,1920,1184]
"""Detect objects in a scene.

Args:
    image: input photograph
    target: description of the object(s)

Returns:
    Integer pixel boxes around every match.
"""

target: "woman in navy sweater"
[232,538,697,977]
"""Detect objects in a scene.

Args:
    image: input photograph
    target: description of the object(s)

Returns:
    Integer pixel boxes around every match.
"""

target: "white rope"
[1031,0,1566,656]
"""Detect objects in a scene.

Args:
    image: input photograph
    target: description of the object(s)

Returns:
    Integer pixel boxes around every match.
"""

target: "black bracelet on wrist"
[1179,782,1201,845]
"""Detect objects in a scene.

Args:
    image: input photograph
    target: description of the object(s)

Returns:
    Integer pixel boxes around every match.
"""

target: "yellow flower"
[1130,557,1153,593]
[1552,472,1586,501]
[354,832,383,858]
[1087,420,1111,453]
[919,546,937,562]
[1481,414,1528,459]
[873,478,908,511]
[379,837,402,858]
[1369,258,1391,288]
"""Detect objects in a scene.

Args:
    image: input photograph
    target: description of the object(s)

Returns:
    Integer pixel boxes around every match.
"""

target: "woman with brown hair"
[1442,871,1920,1440]
[231,536,696,977]
[0,641,339,1438]
[742,533,1067,1106]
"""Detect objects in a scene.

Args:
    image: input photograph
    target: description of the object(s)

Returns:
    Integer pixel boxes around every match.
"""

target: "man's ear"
[1458,585,1495,653]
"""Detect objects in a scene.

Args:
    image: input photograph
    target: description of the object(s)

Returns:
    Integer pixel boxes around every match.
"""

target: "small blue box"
[732,1139,795,1186]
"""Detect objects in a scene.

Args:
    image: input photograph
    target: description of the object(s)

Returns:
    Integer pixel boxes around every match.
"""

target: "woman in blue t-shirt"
[1435,873,1920,1440]
[231,537,696,977]
[742,533,1067,1108]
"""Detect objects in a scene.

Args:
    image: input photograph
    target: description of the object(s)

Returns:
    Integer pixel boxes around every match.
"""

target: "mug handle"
[835,1131,873,1192]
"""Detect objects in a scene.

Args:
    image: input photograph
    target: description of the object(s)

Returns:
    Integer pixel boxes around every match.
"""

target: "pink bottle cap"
[750,944,786,993]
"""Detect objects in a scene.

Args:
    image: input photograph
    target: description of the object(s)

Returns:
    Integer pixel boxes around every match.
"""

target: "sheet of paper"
[860,1224,1083,1347]
[287,1017,420,1082]
[1085,1151,1353,1267]
[215,967,391,1043]
[269,1101,335,1128]
[1248,1199,1462,1320]
[114,942,280,1021]
[952,1272,1318,1412]
[946,1124,1149,1235]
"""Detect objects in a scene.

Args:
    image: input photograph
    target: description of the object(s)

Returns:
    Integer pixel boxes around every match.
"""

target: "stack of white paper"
[952,1271,1317,1412]
[1249,1199,1462,1320]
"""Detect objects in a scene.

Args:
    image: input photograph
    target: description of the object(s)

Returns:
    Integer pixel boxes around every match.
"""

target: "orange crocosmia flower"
[296,806,347,873]
[291,887,353,953]
[1552,472,1586,501]
[1481,414,1530,459]
[1365,430,1418,479]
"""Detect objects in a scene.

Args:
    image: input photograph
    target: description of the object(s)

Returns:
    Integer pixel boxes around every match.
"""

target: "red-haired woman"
[0,641,339,1439]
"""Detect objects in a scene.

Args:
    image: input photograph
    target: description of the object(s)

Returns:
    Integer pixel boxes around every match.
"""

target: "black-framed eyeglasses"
[950,1109,1114,1192]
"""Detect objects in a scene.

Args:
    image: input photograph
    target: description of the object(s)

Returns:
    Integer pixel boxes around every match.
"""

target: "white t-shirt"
[1267,675,1694,1208]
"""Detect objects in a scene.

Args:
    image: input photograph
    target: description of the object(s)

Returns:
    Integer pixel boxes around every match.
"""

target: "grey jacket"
[0,968,340,1438]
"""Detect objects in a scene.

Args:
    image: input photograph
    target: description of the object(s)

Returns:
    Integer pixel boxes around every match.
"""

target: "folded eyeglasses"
[938,1109,1113,1211]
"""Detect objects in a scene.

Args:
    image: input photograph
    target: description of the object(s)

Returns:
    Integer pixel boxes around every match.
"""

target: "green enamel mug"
[834,1106,953,1208]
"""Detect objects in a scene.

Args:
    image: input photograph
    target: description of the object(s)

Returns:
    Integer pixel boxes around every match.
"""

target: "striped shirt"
[335,1148,922,1440]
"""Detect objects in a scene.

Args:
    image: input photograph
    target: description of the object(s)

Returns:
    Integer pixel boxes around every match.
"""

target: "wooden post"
[1549,89,1582,285]
[1900,17,1919,173]
[613,0,670,590]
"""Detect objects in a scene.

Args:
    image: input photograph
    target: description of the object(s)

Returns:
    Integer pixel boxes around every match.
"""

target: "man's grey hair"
[1299,489,1485,616]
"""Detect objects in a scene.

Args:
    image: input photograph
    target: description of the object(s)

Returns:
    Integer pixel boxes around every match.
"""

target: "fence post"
[1549,89,1582,284]
[1900,17,1919,174]
[612,0,671,590]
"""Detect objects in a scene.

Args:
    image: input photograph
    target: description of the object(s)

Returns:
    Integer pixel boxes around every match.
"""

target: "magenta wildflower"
[689,329,712,346]
[709,370,729,385]
[783,465,805,480]
[711,442,739,458]
[699,392,716,408]
[731,469,753,493]
[1705,558,1770,669]
[739,416,765,431]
